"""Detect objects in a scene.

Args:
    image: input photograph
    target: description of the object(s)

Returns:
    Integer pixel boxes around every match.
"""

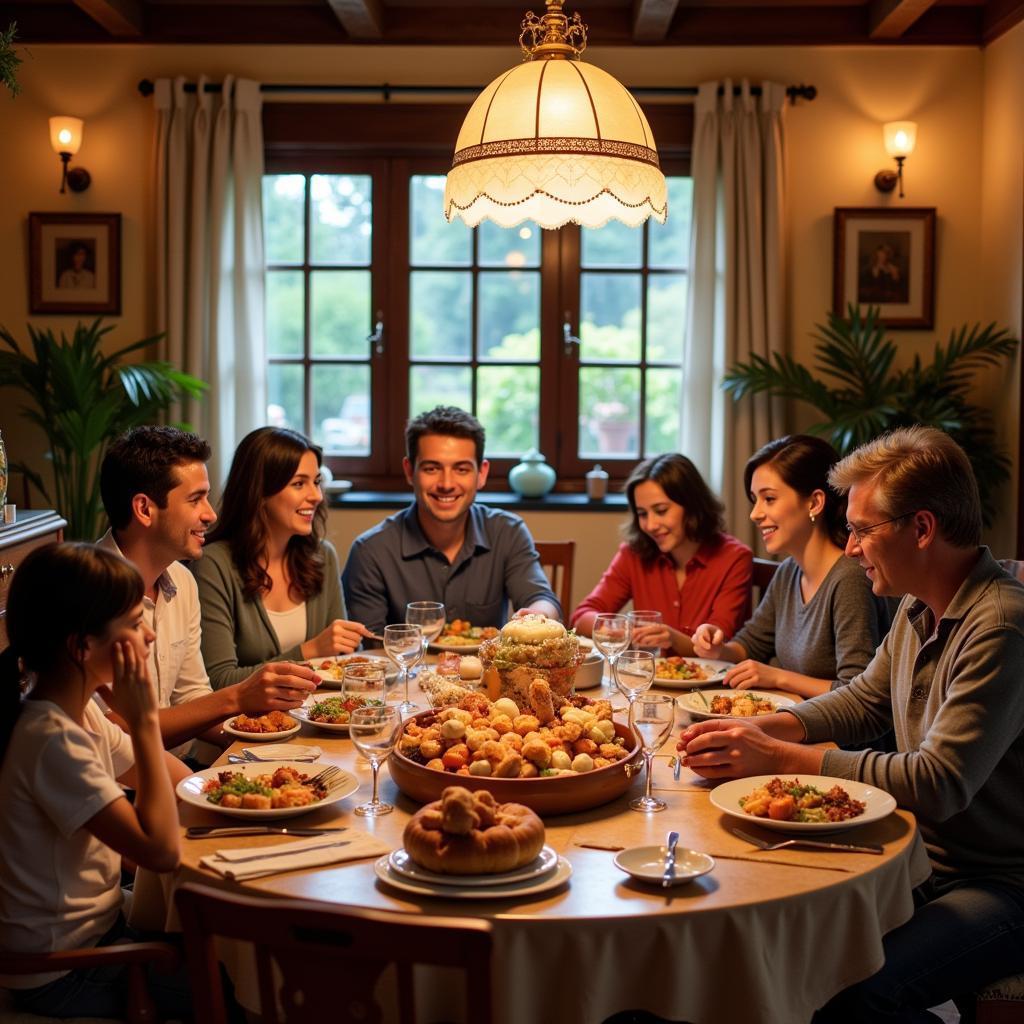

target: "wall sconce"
[49,116,91,193]
[874,121,917,199]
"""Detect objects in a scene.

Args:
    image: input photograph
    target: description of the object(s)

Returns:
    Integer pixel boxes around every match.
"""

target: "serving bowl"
[574,651,605,690]
[388,711,642,816]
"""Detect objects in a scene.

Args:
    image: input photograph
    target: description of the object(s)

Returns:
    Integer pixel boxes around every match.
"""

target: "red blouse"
[570,535,753,638]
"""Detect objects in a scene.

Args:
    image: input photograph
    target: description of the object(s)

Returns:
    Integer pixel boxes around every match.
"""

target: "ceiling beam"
[324,0,384,38]
[868,0,937,38]
[982,0,1024,40]
[632,0,681,40]
[71,0,144,36]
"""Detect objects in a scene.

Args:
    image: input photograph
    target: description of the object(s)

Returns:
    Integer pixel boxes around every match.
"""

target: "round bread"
[459,655,483,680]
[403,786,545,875]
[499,615,566,643]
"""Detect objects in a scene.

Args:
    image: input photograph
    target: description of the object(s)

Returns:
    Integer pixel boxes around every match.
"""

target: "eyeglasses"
[845,512,913,543]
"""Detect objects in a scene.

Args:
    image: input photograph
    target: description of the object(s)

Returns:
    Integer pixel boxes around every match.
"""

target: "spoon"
[662,830,680,887]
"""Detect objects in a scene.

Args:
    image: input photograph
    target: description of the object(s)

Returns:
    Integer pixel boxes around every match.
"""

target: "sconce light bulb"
[58,129,72,146]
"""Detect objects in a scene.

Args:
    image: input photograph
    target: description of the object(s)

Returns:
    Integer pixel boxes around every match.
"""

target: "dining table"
[140,666,931,1024]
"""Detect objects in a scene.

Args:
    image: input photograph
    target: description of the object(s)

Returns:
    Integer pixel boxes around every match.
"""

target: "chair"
[535,540,575,616]
[174,882,494,1024]
[751,557,779,606]
[0,942,179,1024]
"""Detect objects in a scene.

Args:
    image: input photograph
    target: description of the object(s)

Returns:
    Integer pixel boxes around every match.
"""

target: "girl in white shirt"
[0,542,189,1019]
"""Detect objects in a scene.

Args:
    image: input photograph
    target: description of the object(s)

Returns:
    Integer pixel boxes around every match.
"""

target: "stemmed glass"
[349,706,402,817]
[592,613,631,691]
[614,650,656,708]
[627,610,664,656]
[341,662,387,707]
[628,693,676,812]
[383,624,423,715]
[405,601,446,678]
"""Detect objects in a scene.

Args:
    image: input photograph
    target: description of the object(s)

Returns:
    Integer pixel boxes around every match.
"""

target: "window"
[263,103,691,489]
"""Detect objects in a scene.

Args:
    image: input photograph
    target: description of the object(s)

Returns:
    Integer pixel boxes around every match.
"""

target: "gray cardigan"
[191,539,346,690]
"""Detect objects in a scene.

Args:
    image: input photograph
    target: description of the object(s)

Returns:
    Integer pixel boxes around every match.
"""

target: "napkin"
[200,832,390,880]
[241,743,322,762]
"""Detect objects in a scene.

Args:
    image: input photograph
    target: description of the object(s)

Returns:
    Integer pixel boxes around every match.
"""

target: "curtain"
[152,75,266,492]
[681,79,787,548]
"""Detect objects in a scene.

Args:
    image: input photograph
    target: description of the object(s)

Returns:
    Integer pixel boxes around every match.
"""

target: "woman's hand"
[303,619,375,658]
[110,640,159,731]
[692,622,727,659]
[723,660,783,691]
[631,623,670,652]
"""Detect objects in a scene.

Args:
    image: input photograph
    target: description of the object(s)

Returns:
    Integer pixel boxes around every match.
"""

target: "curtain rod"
[136,79,817,103]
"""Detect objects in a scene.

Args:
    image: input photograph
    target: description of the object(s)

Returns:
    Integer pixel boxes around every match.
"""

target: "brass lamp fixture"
[874,121,917,199]
[49,116,91,193]
[444,0,667,230]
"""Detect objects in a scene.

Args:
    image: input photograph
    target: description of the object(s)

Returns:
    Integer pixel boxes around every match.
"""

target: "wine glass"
[405,601,446,678]
[628,693,676,812]
[614,649,655,707]
[341,662,387,708]
[349,706,402,817]
[383,623,423,715]
[592,613,631,690]
[627,610,664,657]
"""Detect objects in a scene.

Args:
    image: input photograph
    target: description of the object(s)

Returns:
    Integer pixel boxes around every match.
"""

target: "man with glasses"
[679,425,1024,1021]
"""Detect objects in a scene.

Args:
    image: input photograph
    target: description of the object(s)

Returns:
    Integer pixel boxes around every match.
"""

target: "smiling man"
[342,406,559,634]
[678,426,1024,1021]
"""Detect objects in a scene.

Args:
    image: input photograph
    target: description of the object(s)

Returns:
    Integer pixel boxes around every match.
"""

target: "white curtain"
[152,75,266,492]
[681,79,787,547]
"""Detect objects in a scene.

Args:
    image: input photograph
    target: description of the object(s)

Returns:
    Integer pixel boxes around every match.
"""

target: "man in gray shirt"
[680,426,1024,1020]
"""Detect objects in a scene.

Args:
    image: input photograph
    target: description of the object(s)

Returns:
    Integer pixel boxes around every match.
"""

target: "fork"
[307,765,342,788]
[732,827,883,855]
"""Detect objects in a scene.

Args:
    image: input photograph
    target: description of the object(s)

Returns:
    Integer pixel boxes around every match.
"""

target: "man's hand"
[235,662,320,714]
[723,660,782,691]
[692,622,728,659]
[676,718,820,779]
[302,620,374,659]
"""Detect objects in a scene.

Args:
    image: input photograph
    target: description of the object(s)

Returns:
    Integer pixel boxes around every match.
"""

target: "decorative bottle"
[509,447,557,498]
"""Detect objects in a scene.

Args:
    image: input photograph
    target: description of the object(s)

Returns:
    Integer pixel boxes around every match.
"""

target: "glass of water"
[614,649,655,707]
[628,693,676,812]
[349,706,402,817]
[628,609,664,656]
[592,613,631,690]
[383,623,423,715]
[405,601,446,677]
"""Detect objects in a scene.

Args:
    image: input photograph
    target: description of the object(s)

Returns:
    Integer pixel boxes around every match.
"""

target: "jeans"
[814,875,1024,1023]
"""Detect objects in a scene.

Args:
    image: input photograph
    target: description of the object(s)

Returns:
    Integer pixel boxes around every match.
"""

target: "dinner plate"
[678,689,797,720]
[654,657,732,689]
[709,775,897,834]
[302,654,397,689]
[222,716,301,741]
[428,638,483,655]
[176,761,359,820]
[614,845,715,886]
[291,695,385,734]
[387,845,559,887]
[374,854,572,899]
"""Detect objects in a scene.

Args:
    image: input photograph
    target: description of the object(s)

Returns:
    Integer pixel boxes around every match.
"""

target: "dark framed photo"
[28,212,121,315]
[833,207,936,328]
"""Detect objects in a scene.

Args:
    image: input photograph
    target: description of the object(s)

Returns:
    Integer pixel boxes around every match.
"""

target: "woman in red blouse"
[570,454,753,655]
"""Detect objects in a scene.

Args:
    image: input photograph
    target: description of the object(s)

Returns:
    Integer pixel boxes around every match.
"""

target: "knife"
[662,830,680,887]
[186,826,348,839]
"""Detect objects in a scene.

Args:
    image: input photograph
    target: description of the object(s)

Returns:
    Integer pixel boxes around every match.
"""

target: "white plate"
[222,717,301,741]
[678,689,797,720]
[388,845,559,887]
[614,845,715,886]
[710,775,897,834]
[291,695,386,734]
[374,854,572,899]
[176,761,359,819]
[428,638,483,655]
[654,658,732,689]
[302,654,397,690]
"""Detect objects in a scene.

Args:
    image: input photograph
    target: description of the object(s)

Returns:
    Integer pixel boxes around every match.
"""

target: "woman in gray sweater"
[192,427,371,690]
[694,435,889,698]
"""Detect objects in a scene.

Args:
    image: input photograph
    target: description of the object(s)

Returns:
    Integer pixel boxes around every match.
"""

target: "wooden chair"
[0,942,179,1024]
[751,557,779,606]
[535,540,575,616]
[174,882,494,1024]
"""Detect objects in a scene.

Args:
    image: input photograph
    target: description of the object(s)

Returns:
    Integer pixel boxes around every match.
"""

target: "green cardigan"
[191,539,346,690]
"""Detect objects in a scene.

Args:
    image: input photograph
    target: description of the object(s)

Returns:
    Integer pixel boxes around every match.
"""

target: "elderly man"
[679,426,1024,1021]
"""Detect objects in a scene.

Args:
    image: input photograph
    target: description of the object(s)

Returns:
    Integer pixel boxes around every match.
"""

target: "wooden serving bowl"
[388,712,642,816]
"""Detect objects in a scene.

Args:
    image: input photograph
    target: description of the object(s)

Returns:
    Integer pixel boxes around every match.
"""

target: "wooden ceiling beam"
[324,0,384,38]
[868,0,937,37]
[71,0,144,36]
[632,0,681,40]
[982,0,1024,40]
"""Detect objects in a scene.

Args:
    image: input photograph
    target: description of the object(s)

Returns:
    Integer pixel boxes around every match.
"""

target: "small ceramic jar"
[509,447,557,498]
[585,464,609,500]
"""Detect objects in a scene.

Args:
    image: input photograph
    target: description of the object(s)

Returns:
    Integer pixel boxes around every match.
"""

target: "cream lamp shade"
[445,0,667,230]
[883,121,917,158]
[49,116,84,155]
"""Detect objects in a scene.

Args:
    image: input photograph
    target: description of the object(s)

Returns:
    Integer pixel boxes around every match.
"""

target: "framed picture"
[833,207,935,329]
[28,212,121,315]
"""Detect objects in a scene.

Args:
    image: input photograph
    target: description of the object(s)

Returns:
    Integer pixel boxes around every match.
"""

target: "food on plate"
[655,657,710,682]
[403,785,545,874]
[308,654,379,682]
[306,695,384,725]
[478,615,583,706]
[396,681,630,779]
[228,710,296,734]
[709,693,775,717]
[438,620,500,646]
[202,765,327,809]
[739,777,866,823]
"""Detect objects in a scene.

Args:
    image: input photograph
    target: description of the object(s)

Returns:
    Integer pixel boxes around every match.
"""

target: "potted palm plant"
[722,305,1019,525]
[0,319,207,540]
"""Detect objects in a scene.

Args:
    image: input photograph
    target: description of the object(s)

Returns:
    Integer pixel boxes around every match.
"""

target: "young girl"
[193,426,371,689]
[693,435,889,698]
[0,543,189,1019]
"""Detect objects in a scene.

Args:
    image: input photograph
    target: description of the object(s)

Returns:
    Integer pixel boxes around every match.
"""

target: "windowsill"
[327,490,627,512]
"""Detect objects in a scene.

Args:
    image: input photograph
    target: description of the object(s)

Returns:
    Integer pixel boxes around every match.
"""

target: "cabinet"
[0,510,67,648]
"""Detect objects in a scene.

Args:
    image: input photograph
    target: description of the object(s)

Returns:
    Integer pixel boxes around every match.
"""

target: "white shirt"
[266,602,307,654]
[0,700,134,987]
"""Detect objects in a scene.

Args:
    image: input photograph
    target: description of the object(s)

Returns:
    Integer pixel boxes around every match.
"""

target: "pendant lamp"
[444,0,668,230]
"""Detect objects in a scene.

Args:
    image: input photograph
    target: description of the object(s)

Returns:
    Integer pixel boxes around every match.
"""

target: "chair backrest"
[534,540,575,615]
[174,882,494,1024]
[751,557,779,606]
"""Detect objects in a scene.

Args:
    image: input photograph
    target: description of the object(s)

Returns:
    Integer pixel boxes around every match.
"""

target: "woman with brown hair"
[193,426,371,690]
[570,453,753,656]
